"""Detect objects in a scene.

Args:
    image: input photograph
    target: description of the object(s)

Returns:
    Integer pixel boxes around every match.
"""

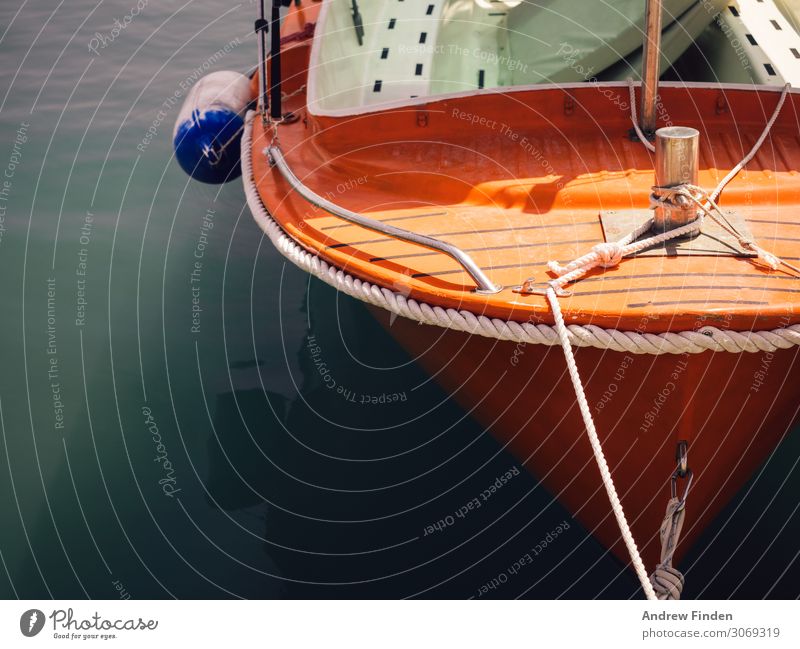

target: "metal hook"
[513,278,572,297]
[675,440,689,478]
[670,440,691,508]
[671,468,693,508]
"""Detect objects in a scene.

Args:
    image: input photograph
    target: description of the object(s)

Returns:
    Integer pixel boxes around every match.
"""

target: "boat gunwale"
[246,110,800,345]
[249,99,800,334]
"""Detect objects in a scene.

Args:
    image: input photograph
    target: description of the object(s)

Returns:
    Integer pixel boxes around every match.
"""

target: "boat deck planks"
[251,81,800,333]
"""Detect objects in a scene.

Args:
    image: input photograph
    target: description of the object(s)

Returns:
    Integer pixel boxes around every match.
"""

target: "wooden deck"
[252,79,800,333]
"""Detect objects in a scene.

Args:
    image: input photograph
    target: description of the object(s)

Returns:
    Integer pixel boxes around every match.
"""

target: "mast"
[639,0,663,137]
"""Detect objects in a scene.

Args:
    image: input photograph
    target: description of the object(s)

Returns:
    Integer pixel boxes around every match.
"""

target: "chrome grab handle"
[267,145,502,294]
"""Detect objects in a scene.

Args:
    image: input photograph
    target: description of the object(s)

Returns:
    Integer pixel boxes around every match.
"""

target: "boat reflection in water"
[205,280,607,598]
[208,279,800,598]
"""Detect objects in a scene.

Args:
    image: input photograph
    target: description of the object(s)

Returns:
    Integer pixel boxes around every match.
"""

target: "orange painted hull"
[375,308,800,568]
[248,5,800,573]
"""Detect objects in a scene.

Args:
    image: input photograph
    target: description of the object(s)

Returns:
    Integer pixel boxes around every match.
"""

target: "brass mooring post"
[653,126,700,233]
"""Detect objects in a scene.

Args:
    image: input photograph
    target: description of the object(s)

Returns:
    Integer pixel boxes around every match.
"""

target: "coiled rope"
[649,496,687,599]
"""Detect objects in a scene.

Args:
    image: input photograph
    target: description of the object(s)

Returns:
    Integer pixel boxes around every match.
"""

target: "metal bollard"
[653,126,700,233]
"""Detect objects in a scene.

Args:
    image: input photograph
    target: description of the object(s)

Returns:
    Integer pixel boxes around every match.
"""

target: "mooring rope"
[627,79,657,153]
[653,184,800,274]
[539,81,792,599]
[546,284,657,599]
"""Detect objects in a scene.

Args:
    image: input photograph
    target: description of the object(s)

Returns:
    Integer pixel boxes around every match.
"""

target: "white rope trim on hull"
[241,111,800,356]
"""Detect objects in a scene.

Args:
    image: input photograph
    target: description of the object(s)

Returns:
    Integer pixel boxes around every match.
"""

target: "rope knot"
[593,242,624,268]
[649,183,703,212]
[650,564,685,600]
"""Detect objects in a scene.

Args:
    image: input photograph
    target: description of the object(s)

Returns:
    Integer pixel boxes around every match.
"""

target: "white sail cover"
[308,0,727,115]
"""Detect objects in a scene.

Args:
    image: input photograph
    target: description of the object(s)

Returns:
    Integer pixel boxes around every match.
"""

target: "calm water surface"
[0,1,798,599]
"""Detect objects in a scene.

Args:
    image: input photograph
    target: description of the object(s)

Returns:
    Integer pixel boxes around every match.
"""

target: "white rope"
[709,83,791,203]
[627,79,792,198]
[547,287,657,599]
[241,110,800,356]
[627,79,657,152]
[541,82,792,599]
[658,184,798,273]
[542,212,701,290]
[281,84,306,101]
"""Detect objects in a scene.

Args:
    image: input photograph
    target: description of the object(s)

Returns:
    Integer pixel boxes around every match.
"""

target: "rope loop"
[739,240,782,270]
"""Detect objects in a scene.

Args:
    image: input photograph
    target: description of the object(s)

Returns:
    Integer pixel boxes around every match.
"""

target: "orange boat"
[176,0,800,598]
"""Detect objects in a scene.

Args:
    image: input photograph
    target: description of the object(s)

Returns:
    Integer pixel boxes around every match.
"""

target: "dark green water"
[0,1,798,600]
